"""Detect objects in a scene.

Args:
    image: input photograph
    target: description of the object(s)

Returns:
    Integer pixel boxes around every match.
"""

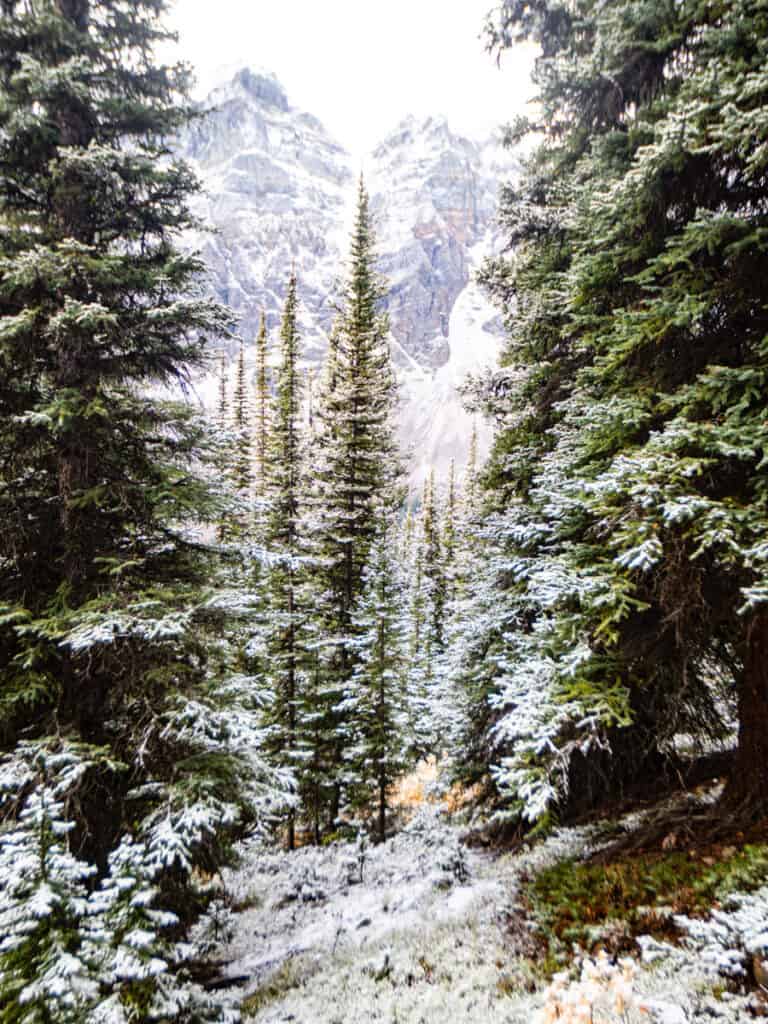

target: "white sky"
[165,0,538,159]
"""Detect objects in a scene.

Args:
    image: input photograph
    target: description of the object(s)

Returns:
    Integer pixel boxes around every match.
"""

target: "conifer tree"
[262,274,306,850]
[218,352,229,429]
[422,469,446,665]
[471,0,768,823]
[305,178,401,822]
[404,493,433,758]
[0,0,229,775]
[444,459,458,602]
[0,2,288,1014]
[253,311,270,496]
[343,529,410,842]
[465,422,480,522]
[232,342,252,496]
[215,353,232,543]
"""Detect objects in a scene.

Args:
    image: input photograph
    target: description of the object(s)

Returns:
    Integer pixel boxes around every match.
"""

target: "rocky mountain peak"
[374,114,467,159]
[229,68,289,110]
[178,69,519,481]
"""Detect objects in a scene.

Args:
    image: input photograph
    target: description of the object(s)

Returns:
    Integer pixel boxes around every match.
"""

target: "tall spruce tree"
[232,341,252,497]
[444,459,458,604]
[253,310,270,496]
[0,0,229,757]
[262,273,306,850]
[305,177,401,826]
[422,469,446,658]
[343,528,410,842]
[0,2,291,1016]
[217,352,229,428]
[470,0,768,823]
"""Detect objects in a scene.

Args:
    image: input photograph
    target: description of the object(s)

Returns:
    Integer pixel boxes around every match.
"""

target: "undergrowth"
[525,843,768,965]
[241,960,306,1017]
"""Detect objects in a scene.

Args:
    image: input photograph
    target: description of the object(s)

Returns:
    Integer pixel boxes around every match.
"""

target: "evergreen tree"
[215,352,233,543]
[444,459,458,604]
[232,341,252,497]
[0,4,288,1013]
[422,469,446,656]
[0,0,229,801]
[403,490,433,758]
[261,274,306,850]
[217,352,229,428]
[465,422,480,524]
[305,178,401,824]
[471,0,768,823]
[253,311,270,496]
[343,529,410,842]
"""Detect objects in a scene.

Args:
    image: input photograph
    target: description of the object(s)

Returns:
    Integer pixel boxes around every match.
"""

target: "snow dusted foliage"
[0,730,286,1021]
[460,0,768,823]
[0,742,102,1020]
[341,527,412,838]
[672,883,768,981]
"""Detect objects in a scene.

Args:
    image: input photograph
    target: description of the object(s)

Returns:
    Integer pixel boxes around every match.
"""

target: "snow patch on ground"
[215,806,596,1022]
[207,800,768,1023]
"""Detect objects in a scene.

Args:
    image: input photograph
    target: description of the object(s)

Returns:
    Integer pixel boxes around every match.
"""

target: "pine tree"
[465,422,480,522]
[404,492,432,759]
[232,342,252,497]
[305,177,401,824]
[472,0,768,823]
[421,469,446,673]
[215,352,233,543]
[253,311,270,496]
[444,459,458,603]
[343,529,410,842]
[0,0,229,793]
[261,274,306,850]
[0,3,289,1012]
[218,352,229,429]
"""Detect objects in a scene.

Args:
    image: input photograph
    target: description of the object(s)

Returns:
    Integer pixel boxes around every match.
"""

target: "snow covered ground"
[206,801,768,1023]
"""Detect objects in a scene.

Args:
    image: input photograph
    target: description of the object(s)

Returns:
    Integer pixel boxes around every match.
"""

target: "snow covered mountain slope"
[177,69,518,481]
[180,69,352,362]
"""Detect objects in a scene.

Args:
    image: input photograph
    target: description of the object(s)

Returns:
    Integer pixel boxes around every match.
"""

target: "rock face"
[177,69,518,480]
[370,115,508,370]
[180,69,352,361]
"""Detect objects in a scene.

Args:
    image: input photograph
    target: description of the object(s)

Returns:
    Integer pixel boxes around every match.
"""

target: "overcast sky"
[165,0,538,159]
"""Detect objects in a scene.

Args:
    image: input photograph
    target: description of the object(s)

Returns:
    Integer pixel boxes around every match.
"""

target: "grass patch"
[241,960,303,1018]
[526,842,768,963]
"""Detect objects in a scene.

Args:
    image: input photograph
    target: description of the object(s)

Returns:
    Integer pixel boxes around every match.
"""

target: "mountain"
[178,69,518,484]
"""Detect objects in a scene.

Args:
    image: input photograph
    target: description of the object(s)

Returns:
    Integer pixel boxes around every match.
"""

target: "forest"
[0,1,767,1022]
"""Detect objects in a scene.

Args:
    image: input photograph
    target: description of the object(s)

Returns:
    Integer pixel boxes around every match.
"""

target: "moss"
[526,842,768,963]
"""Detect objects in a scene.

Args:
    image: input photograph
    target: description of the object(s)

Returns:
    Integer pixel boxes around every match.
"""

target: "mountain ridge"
[178,67,519,481]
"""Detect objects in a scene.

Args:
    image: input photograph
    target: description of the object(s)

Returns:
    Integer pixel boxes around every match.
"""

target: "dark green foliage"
[253,311,270,497]
[302,177,402,830]
[261,274,305,849]
[344,529,410,841]
[463,0,768,823]
[0,3,267,1014]
[0,0,230,744]
[232,342,252,497]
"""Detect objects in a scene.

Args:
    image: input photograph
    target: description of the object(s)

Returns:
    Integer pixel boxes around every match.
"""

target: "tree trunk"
[378,772,386,844]
[724,610,768,816]
[56,0,89,30]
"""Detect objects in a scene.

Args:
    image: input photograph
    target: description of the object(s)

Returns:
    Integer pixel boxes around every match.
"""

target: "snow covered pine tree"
[0,2,286,1017]
[472,0,768,825]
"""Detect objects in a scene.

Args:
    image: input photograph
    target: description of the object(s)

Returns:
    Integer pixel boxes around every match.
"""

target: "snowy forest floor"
[205,782,768,1024]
